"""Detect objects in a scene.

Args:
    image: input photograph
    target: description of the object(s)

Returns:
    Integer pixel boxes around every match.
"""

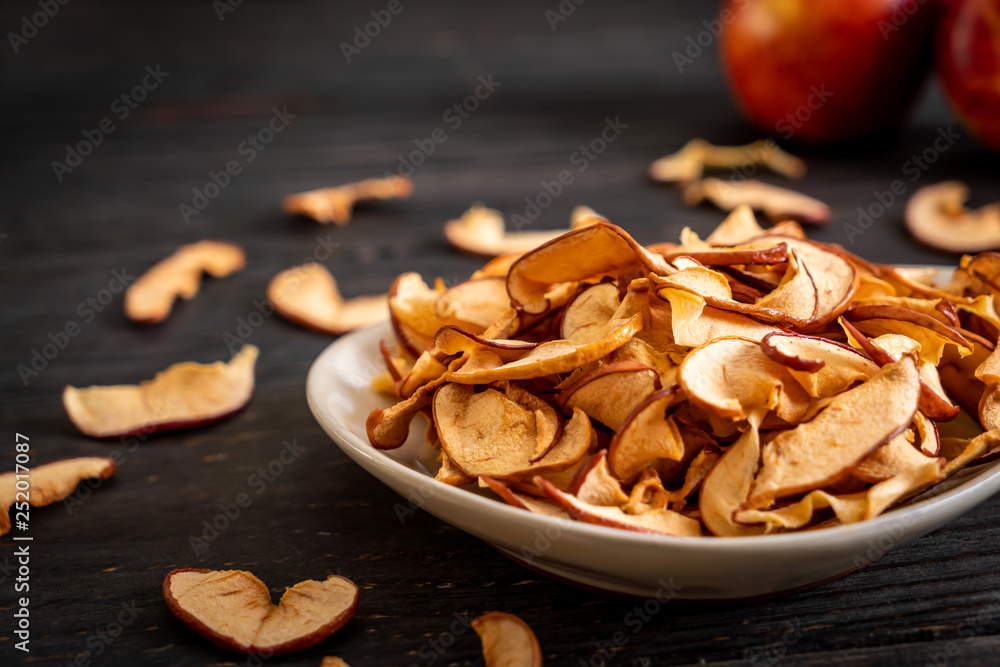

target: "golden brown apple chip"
[268,264,386,335]
[568,450,629,506]
[648,139,806,185]
[471,612,543,667]
[905,182,1000,253]
[683,178,830,225]
[0,457,116,536]
[367,375,447,450]
[124,240,245,324]
[747,357,921,509]
[556,361,661,431]
[321,658,350,667]
[389,272,446,356]
[283,175,412,225]
[163,569,358,656]
[434,277,511,330]
[852,428,939,484]
[559,283,622,344]
[704,205,765,245]
[607,389,685,482]
[845,304,973,365]
[435,451,475,486]
[761,331,878,398]
[444,203,599,257]
[434,383,589,479]
[538,478,703,536]
[63,345,258,439]
[481,476,570,518]
[699,411,768,537]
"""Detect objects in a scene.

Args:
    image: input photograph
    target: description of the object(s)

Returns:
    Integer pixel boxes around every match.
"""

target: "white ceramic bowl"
[306,320,999,599]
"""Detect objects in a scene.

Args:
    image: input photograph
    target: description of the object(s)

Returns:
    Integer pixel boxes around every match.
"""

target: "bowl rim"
[307,316,1000,555]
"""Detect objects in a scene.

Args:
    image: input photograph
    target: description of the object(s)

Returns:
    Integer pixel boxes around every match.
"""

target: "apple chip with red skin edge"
[389,272,446,357]
[648,139,806,185]
[471,612,543,667]
[657,287,784,348]
[853,427,941,484]
[268,264,386,335]
[283,175,412,225]
[434,276,511,331]
[844,304,973,365]
[434,383,590,480]
[659,242,789,267]
[556,361,661,431]
[905,182,1000,254]
[747,356,921,510]
[163,569,358,656]
[683,178,830,225]
[568,450,629,506]
[700,410,769,537]
[760,331,878,398]
[559,282,621,344]
[506,221,673,315]
[63,345,258,439]
[1,457,115,536]
[538,478,704,537]
[480,476,569,519]
[435,326,538,363]
[367,373,450,450]
[607,388,686,483]
[444,202,599,257]
[124,240,245,324]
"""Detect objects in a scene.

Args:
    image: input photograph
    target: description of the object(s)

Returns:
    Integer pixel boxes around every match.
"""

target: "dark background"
[3,1,1000,665]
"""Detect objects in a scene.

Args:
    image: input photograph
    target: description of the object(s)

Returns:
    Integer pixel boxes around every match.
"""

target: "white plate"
[306,315,1000,600]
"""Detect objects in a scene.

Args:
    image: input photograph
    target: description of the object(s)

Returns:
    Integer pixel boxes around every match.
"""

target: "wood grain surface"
[2,1,1000,665]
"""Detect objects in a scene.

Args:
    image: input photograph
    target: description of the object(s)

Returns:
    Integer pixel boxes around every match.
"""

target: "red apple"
[720,0,936,145]
[938,0,1000,151]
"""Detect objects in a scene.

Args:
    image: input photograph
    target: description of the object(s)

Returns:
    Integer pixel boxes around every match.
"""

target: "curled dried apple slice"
[760,331,878,398]
[567,450,628,506]
[678,337,811,423]
[124,240,245,324]
[660,242,789,267]
[735,460,943,531]
[506,222,673,315]
[444,203,597,257]
[538,478,703,537]
[480,476,569,518]
[657,288,782,347]
[699,410,768,537]
[471,612,543,667]
[367,375,447,450]
[63,346,258,438]
[163,569,358,656]
[434,277,510,330]
[1,457,115,536]
[389,272,445,357]
[556,361,660,431]
[704,205,765,245]
[559,283,621,344]
[434,383,589,479]
[683,178,830,225]
[648,139,806,185]
[844,304,972,364]
[905,181,1000,253]
[268,264,386,335]
[283,175,412,225]
[853,428,939,484]
[607,388,685,482]
[435,326,537,363]
[747,357,921,509]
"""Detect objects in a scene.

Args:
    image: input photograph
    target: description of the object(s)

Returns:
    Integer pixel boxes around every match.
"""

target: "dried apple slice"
[556,361,661,431]
[163,569,358,656]
[853,428,939,484]
[607,388,685,482]
[434,277,511,330]
[124,240,245,323]
[700,410,768,537]
[659,242,790,267]
[844,304,972,364]
[648,139,806,185]
[63,346,258,438]
[683,178,830,225]
[367,374,447,450]
[538,478,703,536]
[283,175,412,225]
[389,272,448,356]
[568,450,629,506]
[268,264,386,335]
[321,658,350,667]
[471,612,543,667]
[435,326,537,363]
[559,283,621,344]
[506,222,673,315]
[760,331,878,398]
[704,205,765,245]
[1,457,115,536]
[657,288,783,347]
[444,203,597,257]
[747,357,921,509]
[480,476,569,518]
[678,337,811,423]
[905,181,1000,253]
[624,468,671,515]
[436,451,474,486]
[434,383,590,479]
[736,460,943,531]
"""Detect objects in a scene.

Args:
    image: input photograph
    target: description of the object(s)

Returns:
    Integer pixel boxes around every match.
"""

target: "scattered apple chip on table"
[365,208,1000,537]
[906,181,1000,253]
[163,569,359,656]
[1,457,116,536]
[471,612,543,667]
[268,263,386,335]
[63,345,258,438]
[683,177,831,226]
[648,138,806,185]
[443,202,601,257]
[283,175,412,225]
[124,240,246,323]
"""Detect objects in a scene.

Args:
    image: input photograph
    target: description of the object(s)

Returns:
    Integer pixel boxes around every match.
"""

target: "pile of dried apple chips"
[366,205,1000,537]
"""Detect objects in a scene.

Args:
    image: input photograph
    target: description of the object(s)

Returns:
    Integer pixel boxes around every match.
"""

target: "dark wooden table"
[3,1,1000,665]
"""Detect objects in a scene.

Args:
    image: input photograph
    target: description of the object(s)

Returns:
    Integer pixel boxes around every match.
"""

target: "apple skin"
[720,0,936,145]
[938,0,1000,151]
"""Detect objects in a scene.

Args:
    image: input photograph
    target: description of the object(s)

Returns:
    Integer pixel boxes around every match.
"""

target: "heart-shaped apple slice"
[163,569,358,656]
